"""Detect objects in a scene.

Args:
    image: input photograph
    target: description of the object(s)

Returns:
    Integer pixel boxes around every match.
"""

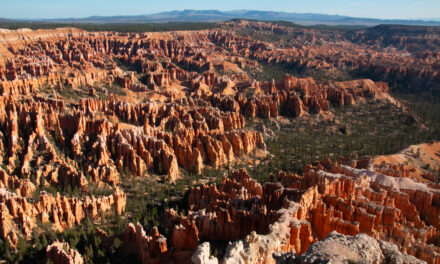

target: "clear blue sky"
[2,0,439,20]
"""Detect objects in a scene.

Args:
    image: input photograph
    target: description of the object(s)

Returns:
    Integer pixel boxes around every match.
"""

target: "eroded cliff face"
[122,223,168,264]
[165,157,440,264]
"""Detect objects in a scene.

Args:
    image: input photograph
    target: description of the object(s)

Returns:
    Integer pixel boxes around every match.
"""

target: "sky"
[1,0,439,20]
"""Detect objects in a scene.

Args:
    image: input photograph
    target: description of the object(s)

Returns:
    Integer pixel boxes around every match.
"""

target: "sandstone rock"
[171,219,199,251]
[123,223,168,264]
[0,187,125,244]
[191,242,219,264]
[46,241,84,264]
[274,231,425,264]
[300,231,385,264]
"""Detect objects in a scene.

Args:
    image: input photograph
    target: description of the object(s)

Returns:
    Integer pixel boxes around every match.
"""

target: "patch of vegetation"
[0,217,137,264]
[393,92,440,140]
[56,84,83,101]
[113,57,142,73]
[245,100,429,183]
[174,60,208,74]
[105,84,127,97]
[245,62,295,81]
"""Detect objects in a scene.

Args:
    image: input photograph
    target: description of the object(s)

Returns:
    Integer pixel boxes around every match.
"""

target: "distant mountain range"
[4,10,440,26]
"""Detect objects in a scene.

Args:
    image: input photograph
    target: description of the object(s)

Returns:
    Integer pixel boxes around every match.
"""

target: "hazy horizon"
[2,0,439,20]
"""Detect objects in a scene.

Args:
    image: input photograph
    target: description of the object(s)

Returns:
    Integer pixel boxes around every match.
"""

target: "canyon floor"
[0,20,439,264]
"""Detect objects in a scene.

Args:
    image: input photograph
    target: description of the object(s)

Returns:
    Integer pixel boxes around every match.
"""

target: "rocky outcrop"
[170,169,313,263]
[171,218,199,251]
[184,169,272,242]
[205,75,390,120]
[274,160,440,264]
[191,242,218,264]
[46,241,84,264]
[0,187,125,245]
[78,98,265,181]
[273,231,425,264]
[123,223,168,264]
[170,158,440,264]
